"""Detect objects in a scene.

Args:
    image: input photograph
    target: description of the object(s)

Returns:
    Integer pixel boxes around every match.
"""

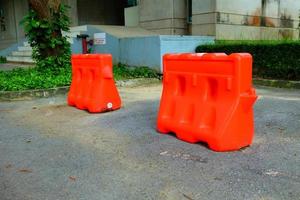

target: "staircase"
[6,25,88,64]
[6,42,34,64]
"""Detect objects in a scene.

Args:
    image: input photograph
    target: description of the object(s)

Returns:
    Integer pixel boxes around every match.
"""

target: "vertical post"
[261,0,267,26]
[12,0,19,43]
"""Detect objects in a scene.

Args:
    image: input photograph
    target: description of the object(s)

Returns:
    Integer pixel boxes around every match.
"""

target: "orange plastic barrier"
[157,53,257,152]
[68,54,121,113]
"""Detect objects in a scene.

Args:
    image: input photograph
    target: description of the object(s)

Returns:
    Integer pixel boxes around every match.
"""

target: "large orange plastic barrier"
[157,53,257,152]
[68,54,121,113]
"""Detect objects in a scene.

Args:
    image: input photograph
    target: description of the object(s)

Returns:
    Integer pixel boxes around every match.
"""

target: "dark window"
[0,9,5,31]
[126,0,137,7]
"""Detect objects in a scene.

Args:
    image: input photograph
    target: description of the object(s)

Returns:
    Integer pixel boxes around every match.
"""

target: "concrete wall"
[77,0,125,25]
[120,36,161,70]
[216,0,300,40]
[63,0,78,26]
[0,0,28,50]
[190,0,216,36]
[73,26,214,72]
[191,0,300,40]
[125,6,139,27]
[119,35,214,71]
[71,26,121,64]
[139,0,187,35]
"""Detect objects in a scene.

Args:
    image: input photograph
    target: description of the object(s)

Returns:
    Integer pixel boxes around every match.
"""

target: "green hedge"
[195,41,300,80]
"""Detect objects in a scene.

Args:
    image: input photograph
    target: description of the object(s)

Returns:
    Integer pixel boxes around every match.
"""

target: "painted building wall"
[191,0,300,40]
[125,6,139,27]
[119,35,214,71]
[0,0,77,51]
[63,0,78,26]
[0,0,28,50]
[190,0,216,36]
[139,0,187,35]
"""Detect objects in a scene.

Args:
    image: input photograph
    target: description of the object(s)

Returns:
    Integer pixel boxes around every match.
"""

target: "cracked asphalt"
[0,84,300,200]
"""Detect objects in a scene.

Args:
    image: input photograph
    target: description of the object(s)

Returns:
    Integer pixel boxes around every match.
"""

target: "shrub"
[113,64,160,80]
[0,56,6,63]
[21,1,71,72]
[195,41,300,80]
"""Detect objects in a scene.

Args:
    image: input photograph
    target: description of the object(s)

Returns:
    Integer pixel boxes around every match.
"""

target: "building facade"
[1,0,300,51]
[136,0,300,40]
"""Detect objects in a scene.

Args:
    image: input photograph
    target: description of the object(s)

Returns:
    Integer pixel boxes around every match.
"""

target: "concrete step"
[70,25,88,32]
[6,56,34,64]
[11,51,32,57]
[18,46,32,51]
[62,31,81,38]
[67,37,74,44]
[23,41,30,47]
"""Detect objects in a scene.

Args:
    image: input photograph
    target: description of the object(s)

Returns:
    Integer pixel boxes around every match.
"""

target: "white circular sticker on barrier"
[107,102,113,109]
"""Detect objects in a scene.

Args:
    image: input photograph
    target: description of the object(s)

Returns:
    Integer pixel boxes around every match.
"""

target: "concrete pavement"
[0,85,300,200]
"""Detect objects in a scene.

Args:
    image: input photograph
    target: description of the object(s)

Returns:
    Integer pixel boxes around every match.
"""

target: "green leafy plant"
[0,65,160,91]
[0,56,6,63]
[113,64,160,80]
[196,40,300,80]
[21,1,71,72]
[0,67,71,91]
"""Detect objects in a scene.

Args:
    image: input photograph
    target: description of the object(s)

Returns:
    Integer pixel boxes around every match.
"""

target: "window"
[0,9,5,31]
[126,0,137,7]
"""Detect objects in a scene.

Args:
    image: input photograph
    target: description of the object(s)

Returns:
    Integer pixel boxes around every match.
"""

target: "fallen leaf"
[183,193,194,200]
[69,176,76,181]
[159,151,168,155]
[5,164,12,169]
[265,169,280,177]
[18,169,32,173]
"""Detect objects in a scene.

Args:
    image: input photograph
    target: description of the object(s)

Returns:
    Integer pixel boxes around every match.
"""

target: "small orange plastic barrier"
[68,54,121,113]
[157,53,257,152]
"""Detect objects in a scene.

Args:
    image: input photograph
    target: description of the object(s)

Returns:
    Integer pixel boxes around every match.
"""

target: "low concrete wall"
[119,35,214,71]
[119,36,161,70]
[160,35,214,68]
[71,26,121,64]
[72,26,214,72]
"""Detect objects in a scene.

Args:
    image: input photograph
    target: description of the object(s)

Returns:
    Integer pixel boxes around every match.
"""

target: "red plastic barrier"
[68,54,121,113]
[157,53,257,152]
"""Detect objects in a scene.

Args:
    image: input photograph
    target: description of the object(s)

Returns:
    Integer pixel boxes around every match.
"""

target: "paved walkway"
[0,85,299,200]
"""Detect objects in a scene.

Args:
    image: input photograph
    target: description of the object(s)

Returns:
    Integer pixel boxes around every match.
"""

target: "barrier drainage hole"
[107,102,113,109]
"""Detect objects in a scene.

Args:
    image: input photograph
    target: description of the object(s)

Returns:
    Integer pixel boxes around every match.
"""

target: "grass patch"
[0,64,159,91]
[0,67,71,91]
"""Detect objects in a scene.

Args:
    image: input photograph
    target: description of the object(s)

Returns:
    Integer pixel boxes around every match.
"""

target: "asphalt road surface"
[0,85,300,200]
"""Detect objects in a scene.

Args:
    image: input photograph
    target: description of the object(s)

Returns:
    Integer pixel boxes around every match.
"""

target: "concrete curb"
[2,78,297,101]
[0,78,161,102]
[253,78,300,89]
